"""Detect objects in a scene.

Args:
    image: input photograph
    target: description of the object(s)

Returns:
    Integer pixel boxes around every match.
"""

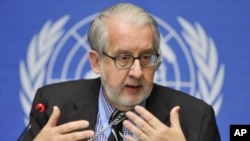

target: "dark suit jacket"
[21,78,220,141]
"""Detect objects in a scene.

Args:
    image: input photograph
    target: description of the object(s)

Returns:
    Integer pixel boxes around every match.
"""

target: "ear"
[89,50,101,74]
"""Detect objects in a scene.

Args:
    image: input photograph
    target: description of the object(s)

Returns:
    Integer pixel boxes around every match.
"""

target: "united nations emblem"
[19,14,225,124]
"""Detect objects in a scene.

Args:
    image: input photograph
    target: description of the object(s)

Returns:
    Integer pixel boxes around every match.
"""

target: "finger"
[56,120,90,134]
[46,106,61,127]
[125,110,154,134]
[60,130,94,141]
[133,105,163,129]
[170,106,181,129]
[123,119,149,141]
[125,134,137,141]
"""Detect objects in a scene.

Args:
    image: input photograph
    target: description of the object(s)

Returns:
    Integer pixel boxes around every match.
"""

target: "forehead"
[106,19,154,54]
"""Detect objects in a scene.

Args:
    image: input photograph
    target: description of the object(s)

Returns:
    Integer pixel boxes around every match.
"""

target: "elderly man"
[20,3,220,141]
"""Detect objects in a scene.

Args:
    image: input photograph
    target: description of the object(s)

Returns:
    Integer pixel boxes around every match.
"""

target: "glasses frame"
[102,51,159,69]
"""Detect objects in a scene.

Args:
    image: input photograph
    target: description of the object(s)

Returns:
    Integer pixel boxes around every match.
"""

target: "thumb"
[170,106,181,129]
[45,106,61,127]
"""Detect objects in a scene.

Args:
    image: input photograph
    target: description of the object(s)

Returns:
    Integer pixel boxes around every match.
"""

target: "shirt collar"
[100,87,116,122]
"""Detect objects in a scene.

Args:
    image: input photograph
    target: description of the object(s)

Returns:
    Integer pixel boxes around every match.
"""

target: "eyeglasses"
[103,52,159,69]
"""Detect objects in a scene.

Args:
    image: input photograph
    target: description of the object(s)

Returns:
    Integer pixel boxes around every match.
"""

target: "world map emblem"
[19,14,225,123]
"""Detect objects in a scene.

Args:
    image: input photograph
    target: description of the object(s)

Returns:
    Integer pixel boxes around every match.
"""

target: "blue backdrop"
[1,0,250,141]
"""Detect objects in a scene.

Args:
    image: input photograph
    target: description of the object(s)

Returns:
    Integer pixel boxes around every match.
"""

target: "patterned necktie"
[108,110,127,141]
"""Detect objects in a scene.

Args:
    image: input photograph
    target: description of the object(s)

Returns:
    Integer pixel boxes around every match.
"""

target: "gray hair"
[88,3,161,55]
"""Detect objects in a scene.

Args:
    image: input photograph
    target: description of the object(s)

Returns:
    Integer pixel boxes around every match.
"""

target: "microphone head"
[35,102,46,112]
[35,99,48,113]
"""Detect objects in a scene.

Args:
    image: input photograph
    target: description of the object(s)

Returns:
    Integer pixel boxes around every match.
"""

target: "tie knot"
[109,110,127,125]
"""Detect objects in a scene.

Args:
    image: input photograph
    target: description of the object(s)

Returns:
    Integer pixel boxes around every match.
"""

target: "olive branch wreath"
[19,16,224,124]
[178,17,225,115]
[19,15,69,124]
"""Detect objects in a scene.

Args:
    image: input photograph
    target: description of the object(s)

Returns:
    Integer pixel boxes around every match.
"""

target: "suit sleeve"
[198,106,221,141]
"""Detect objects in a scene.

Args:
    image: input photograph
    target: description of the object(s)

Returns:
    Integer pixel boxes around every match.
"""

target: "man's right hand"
[34,106,94,141]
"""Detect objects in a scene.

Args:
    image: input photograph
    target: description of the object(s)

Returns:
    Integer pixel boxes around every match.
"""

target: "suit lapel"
[67,102,98,130]
[67,78,101,130]
[146,85,171,126]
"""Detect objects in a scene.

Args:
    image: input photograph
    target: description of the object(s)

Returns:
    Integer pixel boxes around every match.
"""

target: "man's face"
[100,19,156,111]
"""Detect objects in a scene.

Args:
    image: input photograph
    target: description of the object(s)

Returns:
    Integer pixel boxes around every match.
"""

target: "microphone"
[35,102,46,113]
[18,100,48,141]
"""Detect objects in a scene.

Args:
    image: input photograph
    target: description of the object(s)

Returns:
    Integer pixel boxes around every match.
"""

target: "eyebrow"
[113,48,155,56]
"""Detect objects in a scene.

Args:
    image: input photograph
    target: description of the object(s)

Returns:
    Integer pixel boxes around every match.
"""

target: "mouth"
[125,84,142,92]
[126,84,142,88]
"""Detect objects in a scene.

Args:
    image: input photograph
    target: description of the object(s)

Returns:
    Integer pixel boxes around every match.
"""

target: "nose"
[129,59,143,78]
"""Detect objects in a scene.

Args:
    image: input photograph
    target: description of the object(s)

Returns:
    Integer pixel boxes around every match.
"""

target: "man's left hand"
[123,105,186,141]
